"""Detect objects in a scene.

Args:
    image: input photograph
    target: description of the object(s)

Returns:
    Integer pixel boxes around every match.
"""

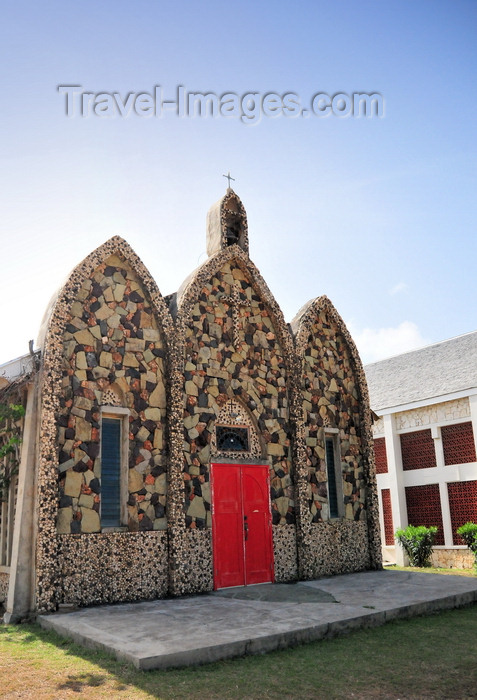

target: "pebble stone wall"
[57,532,168,606]
[301,519,371,577]
[30,192,382,613]
[273,525,298,581]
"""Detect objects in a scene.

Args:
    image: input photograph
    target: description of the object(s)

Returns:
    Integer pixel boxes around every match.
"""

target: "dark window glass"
[325,437,339,519]
[216,426,249,452]
[101,418,121,527]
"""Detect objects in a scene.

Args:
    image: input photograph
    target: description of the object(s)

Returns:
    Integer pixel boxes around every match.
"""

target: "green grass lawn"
[388,564,476,577]
[1,600,477,699]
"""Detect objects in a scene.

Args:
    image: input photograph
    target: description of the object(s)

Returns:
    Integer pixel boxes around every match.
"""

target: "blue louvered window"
[325,437,340,519]
[101,417,122,527]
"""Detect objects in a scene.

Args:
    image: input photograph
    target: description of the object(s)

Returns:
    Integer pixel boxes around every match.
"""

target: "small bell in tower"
[225,221,240,246]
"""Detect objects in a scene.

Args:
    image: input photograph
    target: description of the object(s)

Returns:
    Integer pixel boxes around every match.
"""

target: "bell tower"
[206,186,249,257]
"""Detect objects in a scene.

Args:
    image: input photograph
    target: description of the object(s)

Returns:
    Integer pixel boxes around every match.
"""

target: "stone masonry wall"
[431,548,474,569]
[56,253,168,534]
[34,233,381,611]
[168,245,298,592]
[301,308,367,523]
[292,296,382,577]
[36,237,175,612]
[179,258,293,528]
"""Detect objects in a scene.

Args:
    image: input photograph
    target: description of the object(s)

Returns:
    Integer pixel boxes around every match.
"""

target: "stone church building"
[1,189,381,622]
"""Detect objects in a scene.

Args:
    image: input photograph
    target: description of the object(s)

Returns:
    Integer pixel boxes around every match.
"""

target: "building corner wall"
[3,380,39,623]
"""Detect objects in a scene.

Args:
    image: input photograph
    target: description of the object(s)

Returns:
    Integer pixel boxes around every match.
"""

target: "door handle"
[244,516,248,541]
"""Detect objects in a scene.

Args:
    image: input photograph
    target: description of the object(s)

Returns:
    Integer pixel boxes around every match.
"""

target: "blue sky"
[1,1,476,366]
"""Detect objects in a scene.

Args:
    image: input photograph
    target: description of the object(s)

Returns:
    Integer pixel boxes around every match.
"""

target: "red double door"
[211,463,274,589]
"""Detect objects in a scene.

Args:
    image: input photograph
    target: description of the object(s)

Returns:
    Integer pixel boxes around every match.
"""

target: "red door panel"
[211,464,244,589]
[212,463,274,589]
[243,465,273,585]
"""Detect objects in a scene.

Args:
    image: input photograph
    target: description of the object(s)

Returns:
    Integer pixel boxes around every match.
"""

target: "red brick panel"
[381,488,394,545]
[400,430,436,471]
[441,423,476,466]
[405,484,444,545]
[447,480,477,545]
[374,437,388,474]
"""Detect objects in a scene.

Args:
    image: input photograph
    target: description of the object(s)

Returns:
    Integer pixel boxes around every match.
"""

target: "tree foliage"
[0,403,25,500]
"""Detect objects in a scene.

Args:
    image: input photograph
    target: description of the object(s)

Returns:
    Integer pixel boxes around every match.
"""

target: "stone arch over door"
[36,236,176,612]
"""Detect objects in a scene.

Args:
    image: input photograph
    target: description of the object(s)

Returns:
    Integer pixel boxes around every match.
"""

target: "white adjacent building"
[366,331,477,567]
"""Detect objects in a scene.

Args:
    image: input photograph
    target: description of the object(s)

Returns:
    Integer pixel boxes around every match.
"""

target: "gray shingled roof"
[365,331,477,411]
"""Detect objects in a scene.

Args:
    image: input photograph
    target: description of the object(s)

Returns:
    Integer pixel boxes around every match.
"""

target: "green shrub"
[457,522,477,570]
[395,524,438,567]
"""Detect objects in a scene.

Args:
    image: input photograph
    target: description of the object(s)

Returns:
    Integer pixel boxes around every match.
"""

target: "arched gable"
[175,245,296,528]
[292,296,375,524]
[176,244,291,350]
[36,236,175,610]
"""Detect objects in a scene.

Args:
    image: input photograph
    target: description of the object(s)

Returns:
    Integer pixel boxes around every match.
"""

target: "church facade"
[2,189,381,621]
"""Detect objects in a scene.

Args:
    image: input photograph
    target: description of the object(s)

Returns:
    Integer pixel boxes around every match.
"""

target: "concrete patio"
[38,569,477,671]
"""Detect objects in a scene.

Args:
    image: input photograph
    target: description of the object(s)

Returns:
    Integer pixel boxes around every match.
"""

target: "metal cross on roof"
[220,282,248,347]
[223,171,235,188]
